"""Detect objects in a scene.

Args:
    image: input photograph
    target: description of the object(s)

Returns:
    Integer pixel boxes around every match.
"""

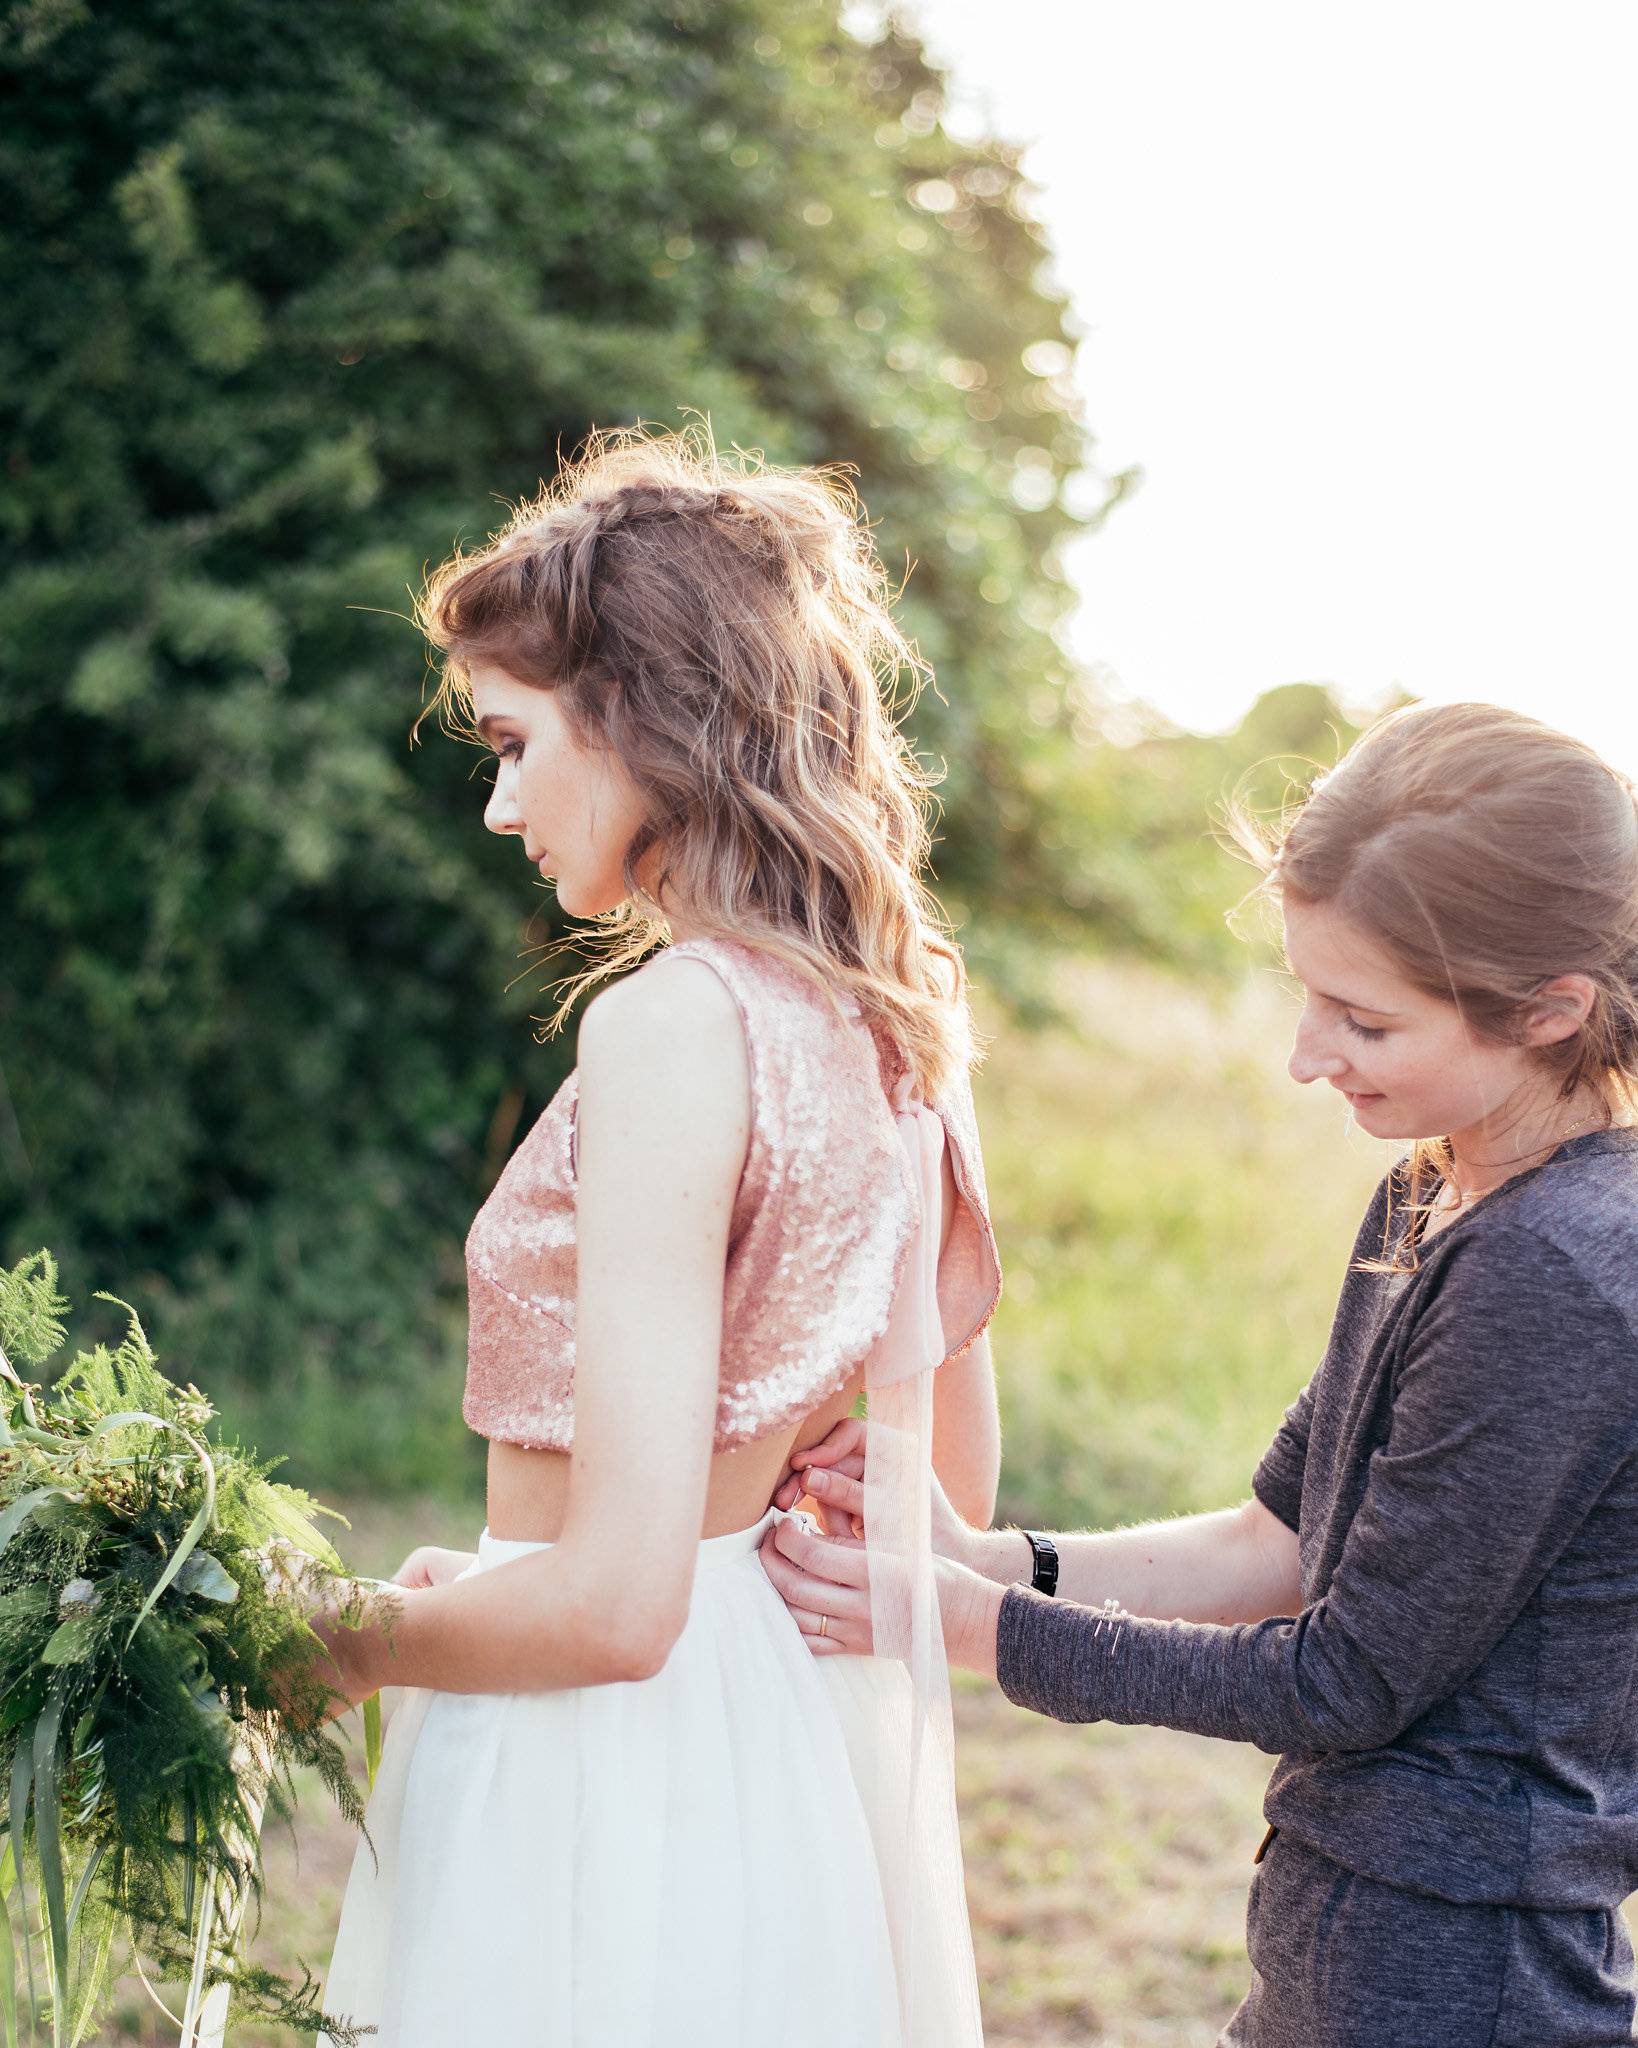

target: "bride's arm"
[932,1332,1000,1528]
[315,960,748,1699]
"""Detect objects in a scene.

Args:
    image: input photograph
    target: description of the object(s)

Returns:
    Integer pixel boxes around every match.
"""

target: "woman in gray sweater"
[763,701,1638,2047]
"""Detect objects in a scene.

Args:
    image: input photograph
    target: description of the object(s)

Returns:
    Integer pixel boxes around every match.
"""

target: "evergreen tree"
[0,0,1108,1487]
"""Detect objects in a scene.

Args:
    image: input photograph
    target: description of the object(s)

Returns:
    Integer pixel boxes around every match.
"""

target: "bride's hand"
[259,1561,395,1724]
[391,1545,478,1589]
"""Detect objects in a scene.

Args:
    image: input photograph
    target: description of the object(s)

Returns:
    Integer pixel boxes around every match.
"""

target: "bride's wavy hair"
[413,423,973,1097]
[1226,700,1638,1265]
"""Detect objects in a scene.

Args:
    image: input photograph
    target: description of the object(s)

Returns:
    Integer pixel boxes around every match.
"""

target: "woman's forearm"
[345,1539,679,1697]
[962,1499,1301,1627]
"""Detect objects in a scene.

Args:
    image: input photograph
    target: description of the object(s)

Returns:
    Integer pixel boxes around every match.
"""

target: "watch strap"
[1023,1530,1059,1597]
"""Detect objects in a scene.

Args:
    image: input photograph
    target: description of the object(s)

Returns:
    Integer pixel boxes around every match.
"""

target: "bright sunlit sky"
[900,1,1638,773]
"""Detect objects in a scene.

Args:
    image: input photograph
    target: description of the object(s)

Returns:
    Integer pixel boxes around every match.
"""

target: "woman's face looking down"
[1281,894,1592,1147]
[471,663,650,920]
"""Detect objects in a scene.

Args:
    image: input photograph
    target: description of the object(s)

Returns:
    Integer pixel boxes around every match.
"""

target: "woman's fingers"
[771,1511,868,1588]
[773,1418,867,1520]
[793,1417,867,1471]
[800,1465,865,1523]
[758,1527,870,1623]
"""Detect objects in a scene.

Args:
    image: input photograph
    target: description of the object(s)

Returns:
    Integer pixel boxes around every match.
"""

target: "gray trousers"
[1220,1830,1636,2048]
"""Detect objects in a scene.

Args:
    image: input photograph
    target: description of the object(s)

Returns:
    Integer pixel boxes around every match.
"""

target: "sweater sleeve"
[1250,1376,1314,1534]
[997,1228,1638,1752]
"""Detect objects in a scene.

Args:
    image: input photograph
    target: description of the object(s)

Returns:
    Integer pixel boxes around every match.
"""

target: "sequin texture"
[462,936,1001,1451]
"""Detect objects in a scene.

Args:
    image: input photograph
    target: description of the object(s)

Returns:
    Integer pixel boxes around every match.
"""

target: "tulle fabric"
[316,1511,906,2047]
[852,1072,986,2046]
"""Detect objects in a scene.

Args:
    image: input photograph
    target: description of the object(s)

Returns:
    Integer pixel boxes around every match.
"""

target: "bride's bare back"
[486,1130,966,1541]
[486,1366,865,1542]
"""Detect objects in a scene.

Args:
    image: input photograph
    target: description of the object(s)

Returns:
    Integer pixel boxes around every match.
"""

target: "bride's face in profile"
[471,663,650,919]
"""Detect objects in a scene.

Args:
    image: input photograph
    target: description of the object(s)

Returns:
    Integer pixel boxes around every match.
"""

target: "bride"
[301,426,1002,2046]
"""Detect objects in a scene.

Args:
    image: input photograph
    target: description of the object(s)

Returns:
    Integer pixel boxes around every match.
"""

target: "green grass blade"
[362,1692,382,1792]
[0,1491,70,1564]
[0,1785,36,2039]
[29,1695,68,2043]
[85,1410,171,1442]
[6,1735,33,2028]
[0,1847,19,2048]
[61,1846,102,1946]
[123,1447,217,1650]
[65,1902,112,2048]
[181,1793,196,1932]
[60,1848,107,2048]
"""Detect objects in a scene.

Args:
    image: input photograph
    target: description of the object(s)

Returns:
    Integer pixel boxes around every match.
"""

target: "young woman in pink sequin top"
[306,426,1002,2047]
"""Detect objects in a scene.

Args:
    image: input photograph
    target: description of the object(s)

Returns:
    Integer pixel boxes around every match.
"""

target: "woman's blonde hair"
[1229,700,1638,1257]
[413,423,973,1097]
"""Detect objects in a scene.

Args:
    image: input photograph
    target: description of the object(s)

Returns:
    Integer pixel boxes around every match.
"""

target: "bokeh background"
[2,2,1632,2041]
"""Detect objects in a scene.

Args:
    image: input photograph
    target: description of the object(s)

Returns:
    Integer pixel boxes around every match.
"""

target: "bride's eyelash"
[1343,1015,1386,1042]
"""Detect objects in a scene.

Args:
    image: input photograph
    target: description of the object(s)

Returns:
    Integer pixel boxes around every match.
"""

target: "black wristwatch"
[1023,1530,1059,1597]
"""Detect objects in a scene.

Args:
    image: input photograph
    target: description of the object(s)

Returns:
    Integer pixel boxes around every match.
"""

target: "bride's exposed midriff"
[483,1364,865,1544]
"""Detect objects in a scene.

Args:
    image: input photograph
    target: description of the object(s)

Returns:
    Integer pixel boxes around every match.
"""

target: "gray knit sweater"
[995,1128,1638,1908]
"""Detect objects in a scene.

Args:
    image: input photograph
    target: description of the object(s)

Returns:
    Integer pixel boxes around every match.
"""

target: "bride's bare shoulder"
[575,955,750,1120]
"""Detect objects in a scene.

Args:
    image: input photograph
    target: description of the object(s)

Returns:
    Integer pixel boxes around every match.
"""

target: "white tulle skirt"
[315,1507,963,2048]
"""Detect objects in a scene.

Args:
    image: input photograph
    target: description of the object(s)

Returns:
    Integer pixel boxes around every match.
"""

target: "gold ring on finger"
[817,1613,829,1639]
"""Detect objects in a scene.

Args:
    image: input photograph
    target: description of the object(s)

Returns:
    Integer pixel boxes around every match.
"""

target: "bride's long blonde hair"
[414,423,974,1097]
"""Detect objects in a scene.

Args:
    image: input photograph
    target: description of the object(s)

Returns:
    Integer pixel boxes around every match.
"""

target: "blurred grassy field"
[981,955,1384,1532]
[105,955,1397,2045]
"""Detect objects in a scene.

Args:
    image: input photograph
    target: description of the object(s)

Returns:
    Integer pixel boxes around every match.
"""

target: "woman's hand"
[392,1545,478,1589]
[757,1511,1002,1673]
[260,1551,401,1724]
[303,1578,394,1717]
[771,1417,978,1566]
[764,1418,1006,1671]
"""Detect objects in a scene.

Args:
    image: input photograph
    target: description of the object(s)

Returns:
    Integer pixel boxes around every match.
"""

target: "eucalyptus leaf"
[0,1677,48,1739]
[177,1553,239,1604]
[39,1620,100,1669]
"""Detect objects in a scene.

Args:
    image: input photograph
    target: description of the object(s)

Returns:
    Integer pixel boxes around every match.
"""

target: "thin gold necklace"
[1440,1105,1611,1213]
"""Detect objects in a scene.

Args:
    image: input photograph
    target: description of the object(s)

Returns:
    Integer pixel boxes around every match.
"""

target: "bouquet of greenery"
[0,1250,382,2047]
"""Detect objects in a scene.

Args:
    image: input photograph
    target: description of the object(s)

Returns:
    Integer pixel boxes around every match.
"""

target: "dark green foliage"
[0,0,1110,1487]
[0,1249,370,2042]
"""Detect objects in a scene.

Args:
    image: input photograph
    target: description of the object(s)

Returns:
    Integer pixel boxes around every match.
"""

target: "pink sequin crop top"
[462,936,1003,1452]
